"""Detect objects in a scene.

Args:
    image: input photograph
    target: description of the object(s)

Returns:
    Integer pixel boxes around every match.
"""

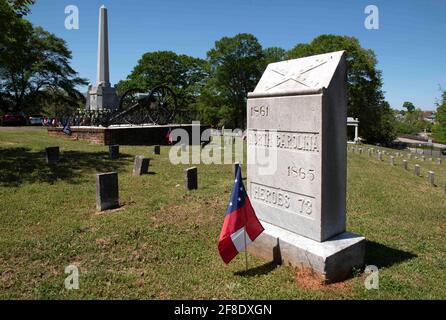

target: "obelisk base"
[247,221,365,283]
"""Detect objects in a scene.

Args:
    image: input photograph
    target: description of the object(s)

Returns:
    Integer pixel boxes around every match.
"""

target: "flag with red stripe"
[218,166,264,264]
[164,127,173,145]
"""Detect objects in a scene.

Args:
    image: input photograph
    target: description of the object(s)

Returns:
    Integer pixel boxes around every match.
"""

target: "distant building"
[423,111,435,123]
[347,117,359,144]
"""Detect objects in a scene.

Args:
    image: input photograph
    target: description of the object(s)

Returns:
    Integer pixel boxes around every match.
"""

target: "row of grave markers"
[44,145,200,212]
[348,145,446,195]
[350,146,443,164]
[101,145,199,211]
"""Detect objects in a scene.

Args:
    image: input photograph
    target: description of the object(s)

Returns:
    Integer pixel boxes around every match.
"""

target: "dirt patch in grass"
[295,267,353,295]
[0,269,15,289]
[150,200,223,227]
[94,203,128,215]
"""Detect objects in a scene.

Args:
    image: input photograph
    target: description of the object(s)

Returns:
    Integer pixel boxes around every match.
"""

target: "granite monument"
[246,51,365,282]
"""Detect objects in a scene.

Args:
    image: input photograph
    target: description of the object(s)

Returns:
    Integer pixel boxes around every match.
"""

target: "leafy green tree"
[38,87,85,119]
[195,78,233,127]
[206,33,264,128]
[262,47,287,69]
[0,0,34,111]
[0,1,86,114]
[0,0,34,45]
[288,35,395,144]
[432,91,446,143]
[402,101,415,113]
[394,107,432,135]
[116,51,208,123]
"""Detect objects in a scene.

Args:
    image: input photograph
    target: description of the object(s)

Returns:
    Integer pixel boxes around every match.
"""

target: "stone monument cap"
[249,51,346,98]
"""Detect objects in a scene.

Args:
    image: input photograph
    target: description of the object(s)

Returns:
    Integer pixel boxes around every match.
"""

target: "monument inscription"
[247,51,347,242]
[246,51,365,282]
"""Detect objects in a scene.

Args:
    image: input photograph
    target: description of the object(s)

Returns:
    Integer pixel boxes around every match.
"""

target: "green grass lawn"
[0,127,445,299]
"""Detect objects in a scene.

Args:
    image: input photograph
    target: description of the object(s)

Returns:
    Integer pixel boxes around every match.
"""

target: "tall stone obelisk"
[86,5,118,111]
[97,5,110,86]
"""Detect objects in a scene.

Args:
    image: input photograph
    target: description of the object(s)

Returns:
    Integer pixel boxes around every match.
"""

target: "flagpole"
[244,225,248,272]
[242,165,248,272]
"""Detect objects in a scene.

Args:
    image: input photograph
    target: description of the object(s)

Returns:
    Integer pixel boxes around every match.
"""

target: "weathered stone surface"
[368,149,372,157]
[436,158,442,165]
[247,221,365,283]
[408,153,412,160]
[403,160,408,170]
[109,144,119,159]
[86,6,119,111]
[246,51,364,282]
[414,164,421,177]
[153,145,160,155]
[45,147,60,165]
[390,156,395,166]
[428,171,435,186]
[247,52,347,242]
[96,172,119,211]
[184,167,198,190]
[133,156,150,176]
[378,152,383,161]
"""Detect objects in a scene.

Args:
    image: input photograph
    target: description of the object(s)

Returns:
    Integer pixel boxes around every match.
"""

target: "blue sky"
[28,0,446,110]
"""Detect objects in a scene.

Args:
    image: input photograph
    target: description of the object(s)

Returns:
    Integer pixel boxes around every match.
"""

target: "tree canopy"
[205,33,264,128]
[262,47,287,68]
[0,0,86,115]
[288,35,395,144]
[432,91,446,143]
[116,51,208,123]
[122,34,398,144]
[402,101,416,113]
[394,107,431,135]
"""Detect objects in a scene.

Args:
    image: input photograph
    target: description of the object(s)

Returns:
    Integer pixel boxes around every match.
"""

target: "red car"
[1,112,28,126]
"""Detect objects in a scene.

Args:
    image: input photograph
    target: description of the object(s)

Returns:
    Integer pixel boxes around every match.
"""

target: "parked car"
[1,112,28,126]
[29,114,44,126]
[441,148,446,156]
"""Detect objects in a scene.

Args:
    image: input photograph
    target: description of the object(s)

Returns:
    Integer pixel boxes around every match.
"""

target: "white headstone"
[428,171,435,186]
[403,159,408,170]
[246,51,364,282]
[414,164,421,177]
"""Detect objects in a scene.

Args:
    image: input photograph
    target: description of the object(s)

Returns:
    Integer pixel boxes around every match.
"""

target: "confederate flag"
[164,127,173,145]
[218,166,264,264]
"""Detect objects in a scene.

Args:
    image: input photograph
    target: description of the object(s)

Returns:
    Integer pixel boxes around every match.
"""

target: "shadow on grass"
[365,240,417,268]
[234,261,278,277]
[235,240,416,278]
[0,147,133,187]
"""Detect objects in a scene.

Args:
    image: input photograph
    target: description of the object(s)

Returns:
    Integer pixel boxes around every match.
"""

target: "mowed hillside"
[0,127,445,299]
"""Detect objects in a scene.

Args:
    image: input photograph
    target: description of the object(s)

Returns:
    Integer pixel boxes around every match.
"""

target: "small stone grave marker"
[184,167,198,190]
[133,156,150,176]
[45,147,60,165]
[109,145,119,159]
[96,172,119,211]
